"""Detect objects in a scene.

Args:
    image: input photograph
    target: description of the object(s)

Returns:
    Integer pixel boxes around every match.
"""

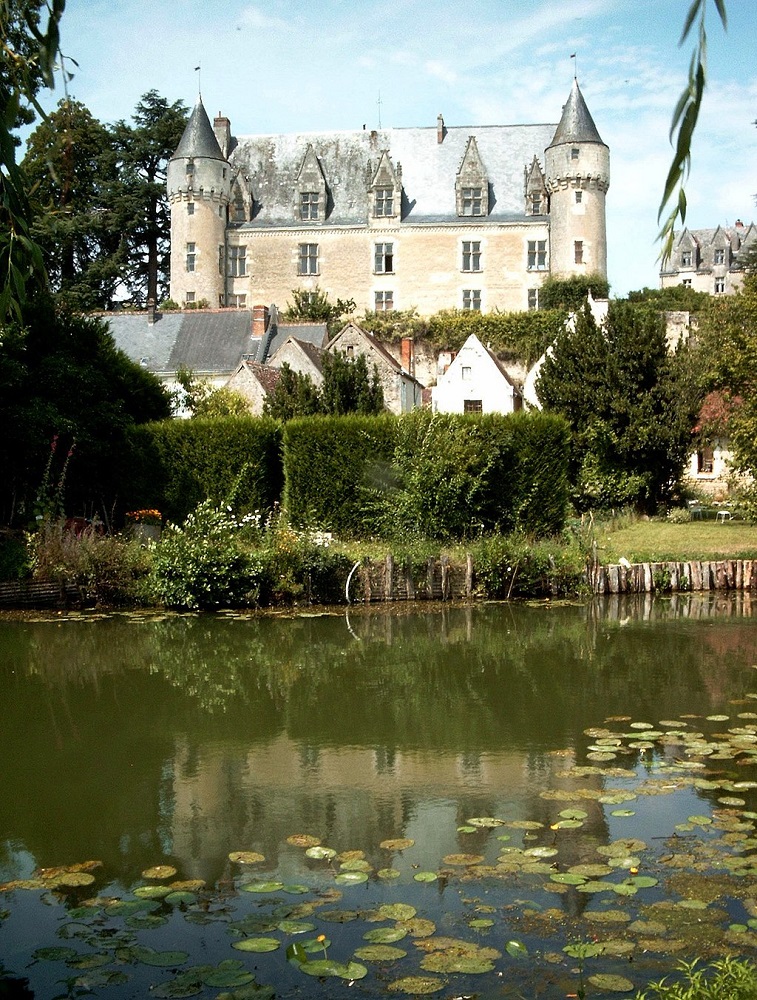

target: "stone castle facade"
[659,221,756,296]
[167,80,609,315]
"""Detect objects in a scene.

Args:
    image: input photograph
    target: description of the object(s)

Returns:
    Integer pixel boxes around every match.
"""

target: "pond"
[2,593,757,998]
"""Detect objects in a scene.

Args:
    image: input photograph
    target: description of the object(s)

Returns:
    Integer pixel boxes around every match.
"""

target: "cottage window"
[185,291,195,303]
[528,288,539,311]
[464,399,483,413]
[375,290,394,312]
[715,277,725,293]
[527,240,547,269]
[298,243,319,275]
[682,278,692,287]
[228,246,247,277]
[300,192,319,220]
[574,240,584,264]
[461,366,472,381]
[462,289,481,311]
[186,242,196,272]
[681,250,692,267]
[697,446,714,474]
[374,188,394,217]
[714,248,725,264]
[462,241,481,272]
[374,242,394,274]
[461,186,483,216]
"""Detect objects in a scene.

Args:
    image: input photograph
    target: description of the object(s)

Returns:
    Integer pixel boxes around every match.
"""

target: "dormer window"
[374,188,394,217]
[681,250,692,267]
[462,187,483,216]
[456,136,489,218]
[300,192,320,220]
[531,192,542,214]
[714,248,725,264]
[295,145,329,222]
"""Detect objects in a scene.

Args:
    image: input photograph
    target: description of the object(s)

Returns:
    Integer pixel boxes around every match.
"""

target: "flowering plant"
[126,509,162,526]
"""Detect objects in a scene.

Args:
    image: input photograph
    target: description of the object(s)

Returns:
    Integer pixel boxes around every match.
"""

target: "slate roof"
[171,99,225,161]
[106,310,256,374]
[549,79,605,147]
[229,121,558,227]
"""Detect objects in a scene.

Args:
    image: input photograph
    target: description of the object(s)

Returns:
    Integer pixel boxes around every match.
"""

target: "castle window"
[233,195,245,222]
[228,246,247,277]
[464,399,483,414]
[300,192,320,220]
[571,147,579,160]
[297,243,319,275]
[374,188,394,217]
[681,250,692,267]
[463,289,481,311]
[187,202,195,215]
[527,240,547,269]
[374,242,394,274]
[714,248,725,264]
[228,293,247,308]
[461,187,483,217]
[218,206,223,217]
[185,291,195,304]
[375,290,393,312]
[530,192,542,215]
[528,288,539,311]
[186,242,196,272]
[574,240,584,264]
[186,161,195,175]
[462,241,481,272]
[575,190,583,203]
[715,277,725,293]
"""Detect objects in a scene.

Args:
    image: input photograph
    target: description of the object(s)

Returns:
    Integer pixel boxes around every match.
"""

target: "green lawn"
[599,520,757,564]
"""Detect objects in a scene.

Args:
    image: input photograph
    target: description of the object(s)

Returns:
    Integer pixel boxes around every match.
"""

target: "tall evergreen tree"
[110,91,187,305]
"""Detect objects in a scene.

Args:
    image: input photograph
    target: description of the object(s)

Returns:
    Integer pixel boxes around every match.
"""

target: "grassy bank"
[599,520,757,564]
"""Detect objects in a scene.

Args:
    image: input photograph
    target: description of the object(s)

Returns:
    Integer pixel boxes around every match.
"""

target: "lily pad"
[231,937,280,953]
[286,834,321,848]
[134,884,172,899]
[441,853,484,866]
[588,973,635,992]
[378,903,416,921]
[377,868,401,879]
[420,953,494,974]
[133,946,190,967]
[466,817,505,828]
[33,946,78,962]
[228,851,265,865]
[505,939,529,957]
[299,959,367,979]
[141,865,177,880]
[380,838,415,851]
[363,926,408,944]
[335,871,368,885]
[305,846,336,860]
[354,944,407,961]
[388,976,445,994]
[413,871,438,882]
[277,920,316,934]
[240,880,284,893]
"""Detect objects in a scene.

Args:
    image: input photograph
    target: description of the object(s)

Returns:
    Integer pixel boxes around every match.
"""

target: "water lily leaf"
[610,882,638,896]
[466,817,505,828]
[165,891,197,905]
[228,852,265,865]
[505,939,528,957]
[241,881,284,893]
[611,810,636,817]
[377,868,401,879]
[413,871,438,882]
[420,953,494,973]
[33,946,78,961]
[142,865,177,879]
[151,973,204,998]
[339,858,371,872]
[318,909,358,923]
[277,920,315,934]
[550,873,586,885]
[133,946,189,967]
[577,881,617,893]
[286,834,321,848]
[505,820,544,830]
[380,838,415,851]
[354,945,407,961]
[305,846,336,860]
[628,875,658,887]
[281,884,310,894]
[134,884,172,899]
[363,926,407,944]
[688,815,712,825]
[552,819,584,829]
[469,918,495,929]
[588,973,635,992]
[231,937,280,953]
[378,903,416,921]
[169,879,205,891]
[457,826,477,833]
[496,834,512,842]
[441,854,484,866]
[126,912,168,929]
[630,722,654,729]
[338,850,365,862]
[55,872,96,887]
[299,959,367,979]
[388,976,445,994]
[564,942,604,958]
[335,871,368,885]
[559,809,588,820]
[525,846,559,858]
[397,917,436,937]
[676,899,708,909]
[300,937,331,954]
[587,752,617,762]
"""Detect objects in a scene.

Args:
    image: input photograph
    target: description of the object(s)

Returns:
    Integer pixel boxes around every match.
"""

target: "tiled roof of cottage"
[236,360,281,394]
[229,120,557,226]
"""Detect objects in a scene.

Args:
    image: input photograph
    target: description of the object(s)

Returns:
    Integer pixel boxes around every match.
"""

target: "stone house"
[326,322,423,415]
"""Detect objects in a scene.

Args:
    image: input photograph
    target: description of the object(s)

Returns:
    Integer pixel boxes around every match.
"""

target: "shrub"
[472,532,586,598]
[636,957,757,1000]
[667,507,692,523]
[150,501,265,610]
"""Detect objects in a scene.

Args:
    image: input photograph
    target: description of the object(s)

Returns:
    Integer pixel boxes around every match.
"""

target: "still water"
[2,594,757,998]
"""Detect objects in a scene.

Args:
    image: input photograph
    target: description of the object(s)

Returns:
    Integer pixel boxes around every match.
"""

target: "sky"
[27,0,757,297]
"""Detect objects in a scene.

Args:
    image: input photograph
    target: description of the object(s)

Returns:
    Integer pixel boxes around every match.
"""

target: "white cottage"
[432,334,522,414]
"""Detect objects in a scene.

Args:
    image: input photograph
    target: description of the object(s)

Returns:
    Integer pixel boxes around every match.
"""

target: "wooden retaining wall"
[588,559,757,595]
[0,580,85,609]
[356,554,476,602]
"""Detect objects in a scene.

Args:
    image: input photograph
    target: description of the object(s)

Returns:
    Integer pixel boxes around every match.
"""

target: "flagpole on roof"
[570,53,577,79]
[195,63,201,98]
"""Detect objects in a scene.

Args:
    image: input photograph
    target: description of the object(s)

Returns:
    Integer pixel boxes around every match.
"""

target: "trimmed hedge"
[283,414,399,536]
[284,410,571,540]
[123,416,283,523]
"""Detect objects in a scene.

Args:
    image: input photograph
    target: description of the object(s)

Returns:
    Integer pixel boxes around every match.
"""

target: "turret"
[167,98,231,306]
[545,80,610,280]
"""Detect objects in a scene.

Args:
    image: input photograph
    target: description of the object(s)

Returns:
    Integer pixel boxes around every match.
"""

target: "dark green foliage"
[124,416,283,524]
[284,287,355,331]
[536,300,703,512]
[539,274,610,311]
[627,284,710,311]
[283,415,399,536]
[0,297,171,525]
[320,352,384,415]
[473,532,586,598]
[264,364,322,420]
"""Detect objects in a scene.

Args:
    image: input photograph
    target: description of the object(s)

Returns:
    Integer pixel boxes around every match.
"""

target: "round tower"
[545,79,610,280]
[167,98,230,307]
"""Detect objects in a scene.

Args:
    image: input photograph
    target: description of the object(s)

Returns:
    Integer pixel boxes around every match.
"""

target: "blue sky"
[31,0,757,296]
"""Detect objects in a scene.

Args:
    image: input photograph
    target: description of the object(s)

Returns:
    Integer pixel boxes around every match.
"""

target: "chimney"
[252,304,269,340]
[146,297,156,326]
[735,219,744,230]
[401,336,415,376]
[437,114,445,144]
[213,113,231,157]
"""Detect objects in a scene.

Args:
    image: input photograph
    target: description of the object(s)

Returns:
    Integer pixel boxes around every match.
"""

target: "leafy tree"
[284,287,355,331]
[536,301,702,512]
[23,98,122,309]
[626,285,711,312]
[320,351,384,415]
[110,91,188,306]
[0,297,171,523]
[264,364,322,421]
[174,367,249,418]
[539,274,609,311]
[1,0,65,323]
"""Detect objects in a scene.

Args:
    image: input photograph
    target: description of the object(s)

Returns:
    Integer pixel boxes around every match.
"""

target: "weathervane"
[570,53,577,79]
[195,63,201,98]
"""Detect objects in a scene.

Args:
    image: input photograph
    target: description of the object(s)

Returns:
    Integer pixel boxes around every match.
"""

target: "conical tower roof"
[171,98,225,161]
[548,79,604,147]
